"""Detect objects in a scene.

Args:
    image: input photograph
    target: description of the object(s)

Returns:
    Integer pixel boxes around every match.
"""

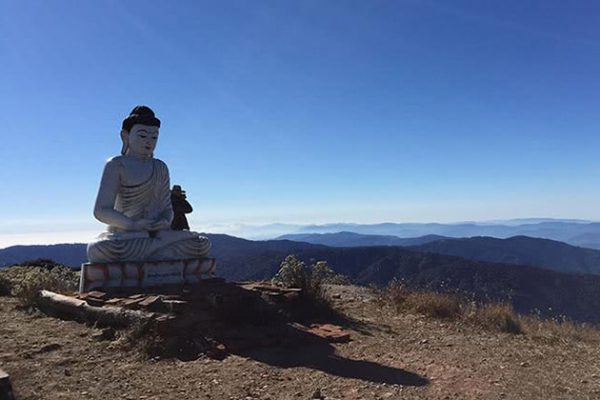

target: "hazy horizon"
[1,216,598,249]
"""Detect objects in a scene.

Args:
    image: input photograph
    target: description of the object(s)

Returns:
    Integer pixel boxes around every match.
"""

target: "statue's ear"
[120,129,129,155]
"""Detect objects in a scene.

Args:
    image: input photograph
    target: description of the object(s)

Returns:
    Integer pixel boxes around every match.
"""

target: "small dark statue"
[170,185,193,230]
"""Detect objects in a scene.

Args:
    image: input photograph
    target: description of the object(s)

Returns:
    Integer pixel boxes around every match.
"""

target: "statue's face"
[126,124,159,157]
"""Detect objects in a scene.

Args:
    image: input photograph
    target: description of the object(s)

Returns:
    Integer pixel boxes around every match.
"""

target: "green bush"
[311,261,350,285]
[272,257,348,290]
[271,255,309,289]
[272,256,348,321]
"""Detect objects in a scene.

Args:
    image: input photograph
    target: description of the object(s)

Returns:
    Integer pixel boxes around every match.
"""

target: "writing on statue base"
[79,258,216,293]
[145,262,183,284]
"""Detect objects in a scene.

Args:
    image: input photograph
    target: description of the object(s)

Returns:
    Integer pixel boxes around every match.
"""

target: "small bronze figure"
[171,185,193,231]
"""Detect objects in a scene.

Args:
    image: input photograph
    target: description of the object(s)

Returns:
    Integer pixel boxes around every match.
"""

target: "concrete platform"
[79,257,216,292]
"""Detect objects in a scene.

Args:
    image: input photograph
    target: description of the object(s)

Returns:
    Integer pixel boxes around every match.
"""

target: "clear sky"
[1,0,600,247]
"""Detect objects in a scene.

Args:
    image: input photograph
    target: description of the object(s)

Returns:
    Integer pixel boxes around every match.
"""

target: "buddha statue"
[86,106,211,263]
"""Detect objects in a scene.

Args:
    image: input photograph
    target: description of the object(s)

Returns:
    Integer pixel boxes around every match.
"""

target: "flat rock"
[162,299,188,313]
[121,297,146,309]
[139,295,161,308]
[104,298,123,306]
[86,290,107,299]
[84,297,106,307]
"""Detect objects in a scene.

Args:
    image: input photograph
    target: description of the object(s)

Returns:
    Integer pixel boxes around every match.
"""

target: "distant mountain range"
[277,232,600,276]
[3,233,600,278]
[4,232,600,322]
[412,235,600,276]
[0,236,321,271]
[262,220,600,249]
[277,232,447,247]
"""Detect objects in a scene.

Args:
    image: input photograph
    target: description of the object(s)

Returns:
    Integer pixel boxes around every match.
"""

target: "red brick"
[306,324,352,343]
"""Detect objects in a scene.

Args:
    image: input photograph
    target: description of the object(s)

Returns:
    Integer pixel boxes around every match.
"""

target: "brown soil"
[2,285,600,400]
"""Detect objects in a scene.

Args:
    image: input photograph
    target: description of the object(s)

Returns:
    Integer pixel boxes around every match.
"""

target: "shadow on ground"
[236,343,429,386]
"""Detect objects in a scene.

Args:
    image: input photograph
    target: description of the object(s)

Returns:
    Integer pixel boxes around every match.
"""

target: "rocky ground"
[1,284,600,400]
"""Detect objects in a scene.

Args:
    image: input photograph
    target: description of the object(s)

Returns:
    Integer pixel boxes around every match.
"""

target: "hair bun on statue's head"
[121,105,161,132]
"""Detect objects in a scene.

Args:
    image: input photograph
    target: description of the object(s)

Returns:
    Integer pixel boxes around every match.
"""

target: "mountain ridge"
[277,232,600,276]
[276,232,447,247]
[412,235,600,275]
[4,235,600,323]
[268,221,600,249]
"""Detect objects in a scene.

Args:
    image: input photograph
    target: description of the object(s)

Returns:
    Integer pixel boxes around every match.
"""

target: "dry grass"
[380,280,600,341]
[521,315,600,344]
[383,280,521,334]
[384,280,463,321]
[467,303,523,334]
[406,291,463,320]
[0,264,79,307]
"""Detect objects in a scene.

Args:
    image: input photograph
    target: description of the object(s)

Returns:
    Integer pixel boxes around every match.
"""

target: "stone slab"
[84,297,106,307]
[121,298,145,309]
[79,257,217,293]
[162,299,188,313]
[138,295,161,308]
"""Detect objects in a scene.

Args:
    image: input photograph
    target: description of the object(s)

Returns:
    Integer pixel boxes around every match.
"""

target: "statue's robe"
[87,158,210,263]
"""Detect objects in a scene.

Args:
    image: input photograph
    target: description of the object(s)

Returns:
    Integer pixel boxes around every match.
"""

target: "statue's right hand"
[130,218,155,231]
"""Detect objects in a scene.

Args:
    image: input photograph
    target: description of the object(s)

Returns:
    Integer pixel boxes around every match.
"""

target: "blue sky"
[1,0,600,247]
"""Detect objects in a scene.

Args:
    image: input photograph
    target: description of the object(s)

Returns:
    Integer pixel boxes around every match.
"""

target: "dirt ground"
[1,285,600,400]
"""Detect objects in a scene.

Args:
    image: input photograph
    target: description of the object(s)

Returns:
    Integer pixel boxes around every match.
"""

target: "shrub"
[271,255,309,289]
[406,291,463,320]
[272,257,348,295]
[0,265,79,307]
[382,278,409,308]
[310,261,332,281]
[311,261,350,285]
[382,280,462,320]
[272,256,346,321]
[470,303,523,334]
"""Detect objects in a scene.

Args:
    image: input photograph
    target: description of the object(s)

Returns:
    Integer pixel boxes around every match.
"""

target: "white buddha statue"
[87,106,211,263]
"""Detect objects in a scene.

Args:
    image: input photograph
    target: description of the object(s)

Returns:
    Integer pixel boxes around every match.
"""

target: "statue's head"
[120,105,161,157]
